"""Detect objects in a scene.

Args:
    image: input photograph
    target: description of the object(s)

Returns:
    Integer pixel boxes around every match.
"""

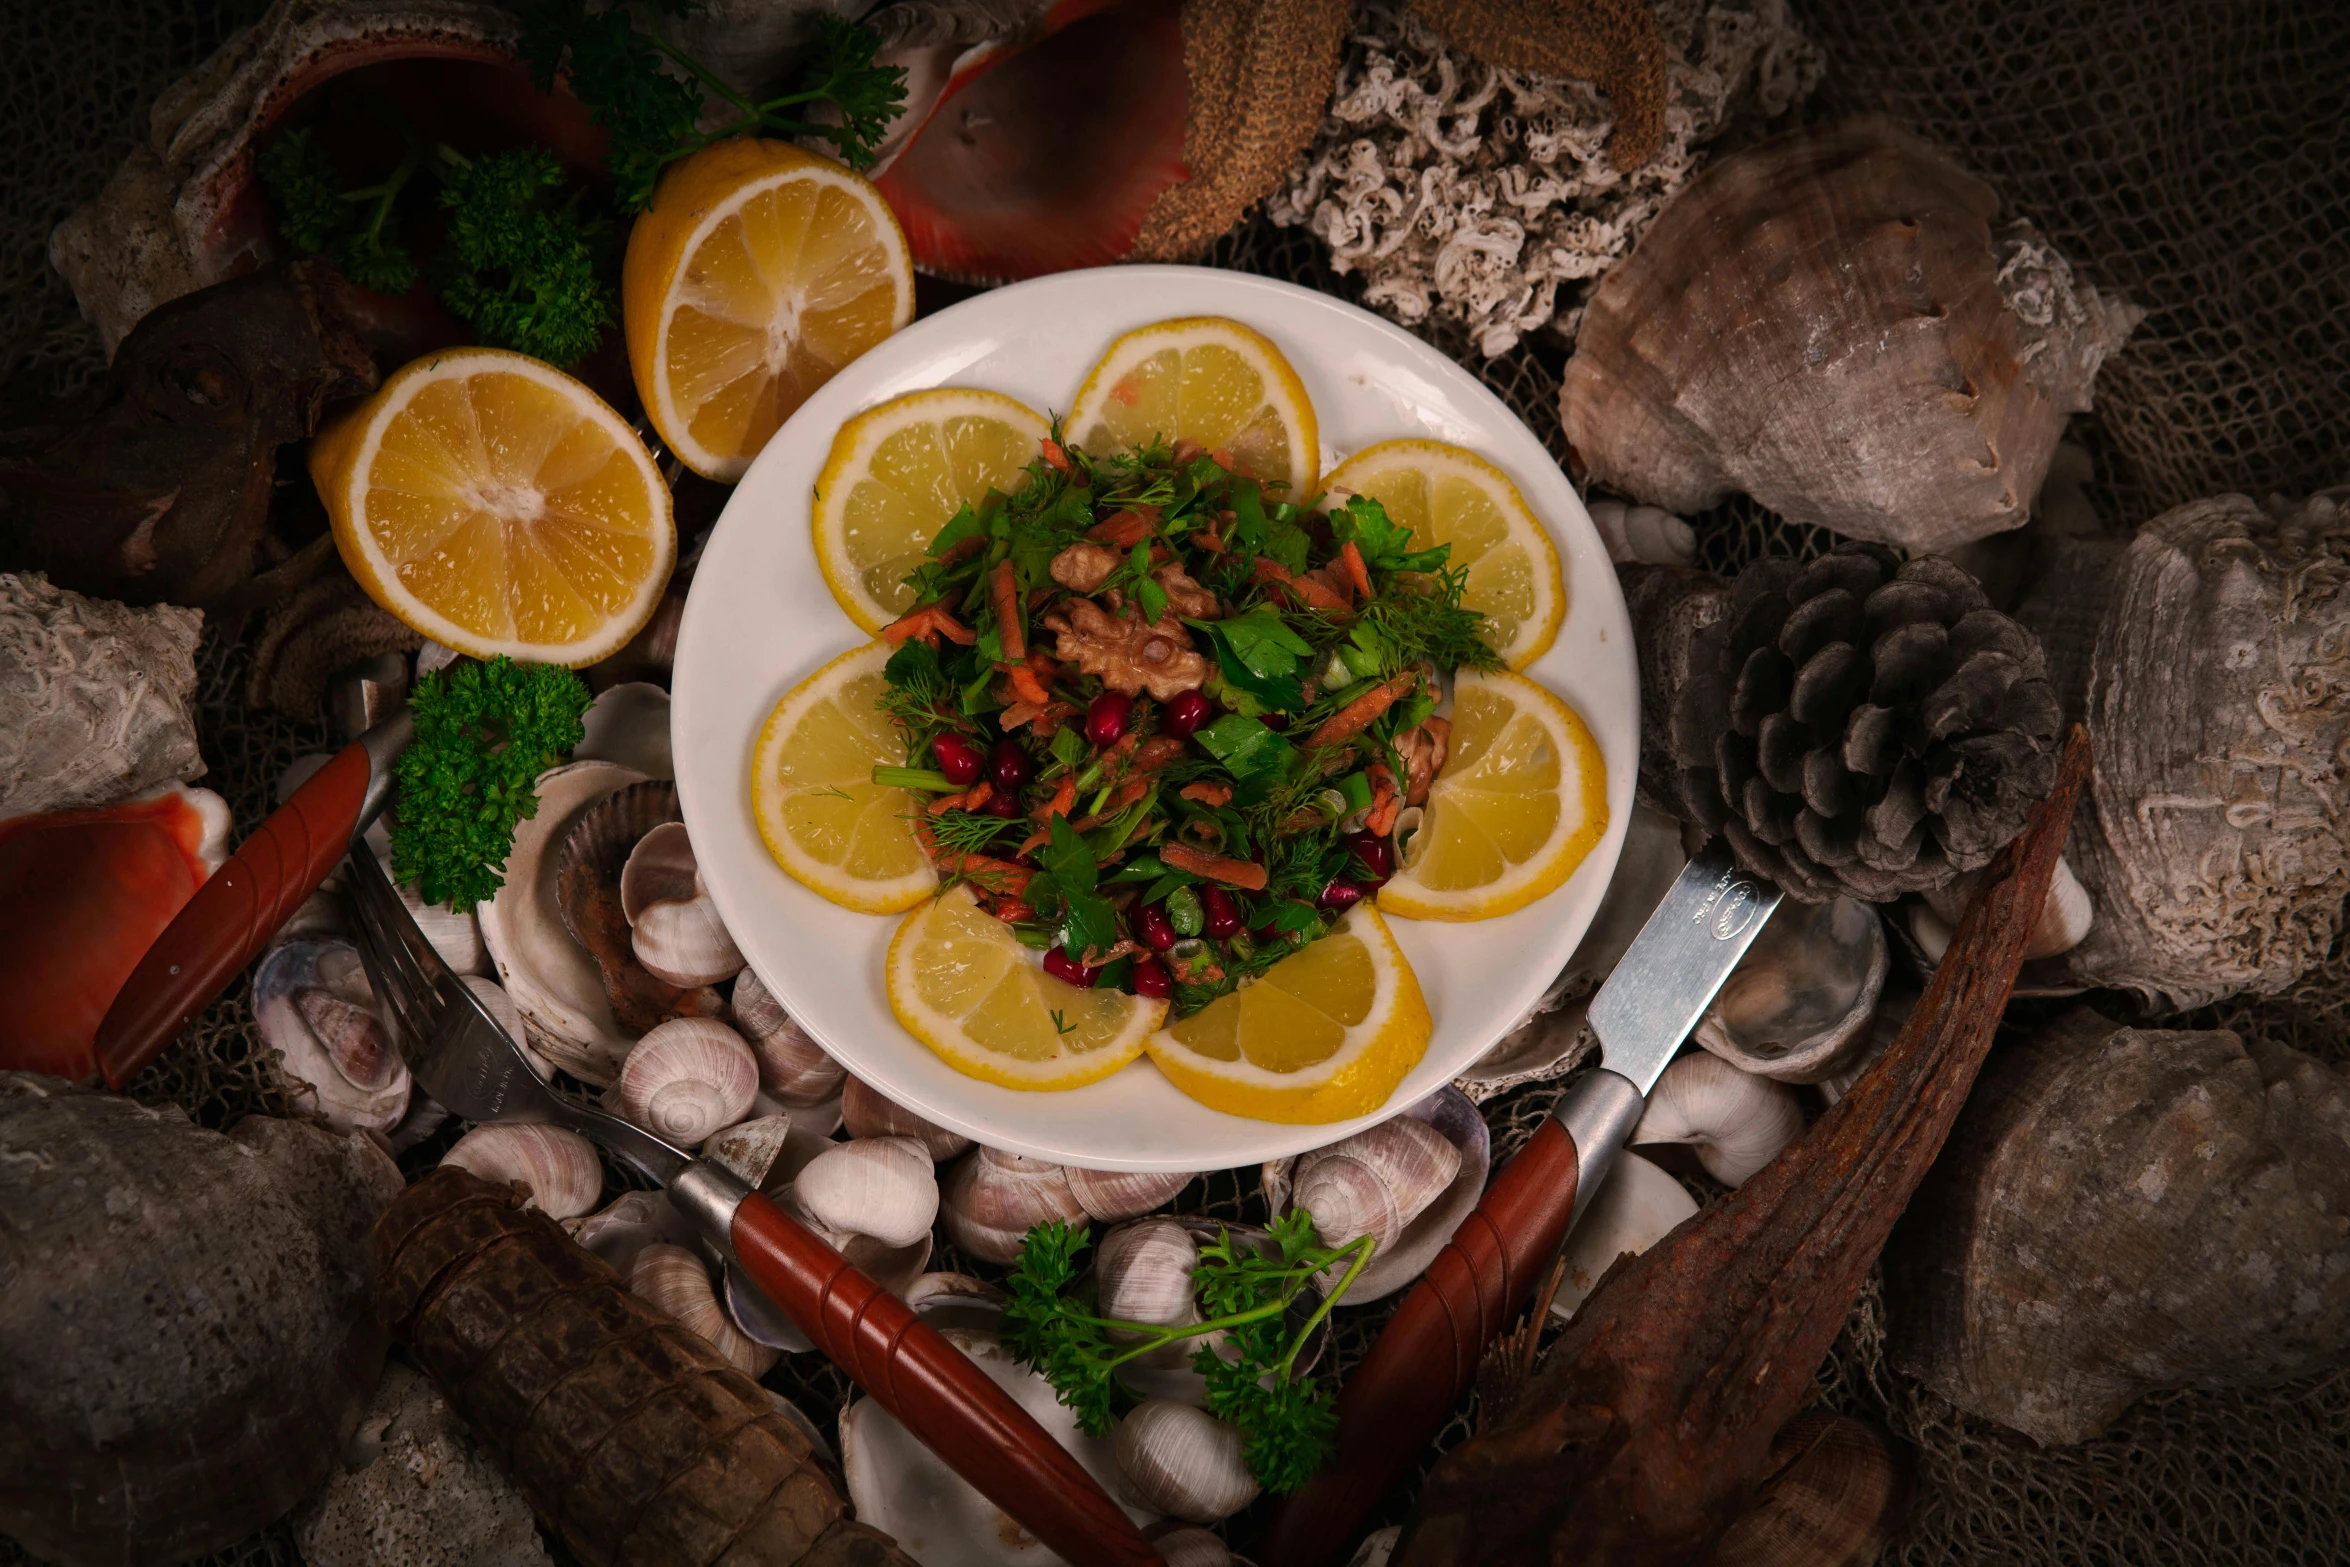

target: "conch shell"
[1561,118,2141,554]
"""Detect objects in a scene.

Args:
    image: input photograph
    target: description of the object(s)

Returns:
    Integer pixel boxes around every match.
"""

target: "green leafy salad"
[872,434,1499,1017]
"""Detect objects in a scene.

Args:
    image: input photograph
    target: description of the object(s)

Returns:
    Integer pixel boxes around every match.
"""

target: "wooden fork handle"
[95,739,373,1088]
[726,1186,1157,1567]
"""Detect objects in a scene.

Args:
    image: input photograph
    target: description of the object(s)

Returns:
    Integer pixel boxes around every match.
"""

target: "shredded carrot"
[1041,437,1072,473]
[991,895,1036,924]
[1031,773,1077,822]
[1004,662,1051,707]
[1070,778,1151,833]
[1253,553,1347,611]
[1179,781,1233,807]
[1339,540,1373,599]
[1365,763,1402,836]
[1251,554,1294,586]
[929,781,994,816]
[915,826,1031,895]
[1086,507,1157,548]
[1016,827,1050,857]
[1309,670,1421,750]
[1027,700,1080,737]
[1210,447,1240,473]
[881,604,976,648]
[1159,842,1268,891]
[1133,735,1186,771]
[990,561,1024,662]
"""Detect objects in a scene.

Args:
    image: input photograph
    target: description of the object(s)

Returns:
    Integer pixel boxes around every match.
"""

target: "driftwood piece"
[1395,725,2091,1566]
[1883,1007,2350,1444]
[374,1169,911,1567]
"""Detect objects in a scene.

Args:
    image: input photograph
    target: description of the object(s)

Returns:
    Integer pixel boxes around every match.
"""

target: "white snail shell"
[1067,1167,1195,1223]
[440,1123,603,1219]
[1095,1218,1201,1341]
[939,1146,1087,1265]
[1633,1052,1807,1186]
[1113,1400,1260,1523]
[567,1189,688,1273]
[1550,1151,1698,1320]
[732,967,847,1108]
[621,822,744,987]
[841,1075,973,1161]
[1147,1525,1236,1567]
[1586,496,1698,566]
[612,1017,759,1146]
[629,1243,778,1378]
[1293,1115,1461,1254]
[793,1136,939,1250]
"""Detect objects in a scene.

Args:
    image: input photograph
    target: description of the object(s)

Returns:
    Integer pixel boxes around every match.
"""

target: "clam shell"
[1113,1400,1259,1524]
[253,938,409,1134]
[574,680,673,780]
[439,1123,602,1220]
[841,1074,973,1160]
[556,781,727,1030]
[395,876,488,978]
[939,1146,1086,1265]
[610,1017,759,1147]
[476,761,646,1085]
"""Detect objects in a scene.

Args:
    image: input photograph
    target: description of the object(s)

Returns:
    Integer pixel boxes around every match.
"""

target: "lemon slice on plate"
[1323,440,1565,670]
[751,642,937,913]
[1065,316,1318,498]
[1145,904,1431,1124]
[311,347,674,666]
[812,388,1051,633]
[1377,668,1608,922]
[624,138,915,481]
[888,885,1164,1090]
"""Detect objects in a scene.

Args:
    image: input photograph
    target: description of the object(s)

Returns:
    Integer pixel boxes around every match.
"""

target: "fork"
[344,844,1156,1567]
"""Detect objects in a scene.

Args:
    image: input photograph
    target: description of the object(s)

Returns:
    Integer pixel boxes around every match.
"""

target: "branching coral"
[1268,0,1822,356]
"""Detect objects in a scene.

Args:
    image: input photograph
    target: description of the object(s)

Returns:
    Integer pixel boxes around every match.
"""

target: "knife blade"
[1256,842,1781,1567]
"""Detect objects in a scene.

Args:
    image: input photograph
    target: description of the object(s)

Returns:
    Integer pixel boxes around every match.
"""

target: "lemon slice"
[751,642,937,913]
[1144,905,1431,1124]
[623,138,915,481]
[1323,441,1565,670]
[311,347,674,666]
[888,885,1164,1090]
[812,388,1051,633]
[1377,668,1608,922]
[1065,316,1318,498]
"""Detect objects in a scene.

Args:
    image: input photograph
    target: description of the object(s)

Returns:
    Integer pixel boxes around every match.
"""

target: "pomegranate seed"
[1200,886,1244,939]
[1318,878,1366,911]
[1086,691,1133,747]
[1163,689,1213,739]
[989,738,1033,792]
[986,789,1023,817]
[1130,957,1172,999]
[1136,902,1177,951]
[1042,947,1099,988]
[1342,830,1395,882]
[931,733,983,786]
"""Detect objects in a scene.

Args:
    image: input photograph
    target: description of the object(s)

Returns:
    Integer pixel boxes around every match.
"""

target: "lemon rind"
[1065,316,1321,501]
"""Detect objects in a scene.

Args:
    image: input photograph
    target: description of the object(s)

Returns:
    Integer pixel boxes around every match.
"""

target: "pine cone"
[1665,544,2063,902]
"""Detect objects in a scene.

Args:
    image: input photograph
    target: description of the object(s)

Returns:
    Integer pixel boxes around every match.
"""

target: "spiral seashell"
[1293,1115,1461,1254]
[1633,1052,1807,1186]
[1112,1400,1259,1523]
[841,1075,972,1161]
[621,822,744,987]
[611,1017,759,1146]
[1095,1218,1200,1342]
[939,1145,1086,1264]
[1144,1524,1235,1567]
[440,1124,603,1219]
[628,1243,778,1379]
[1066,1166,1194,1223]
[566,1189,687,1273]
[731,967,847,1108]
[1587,497,1698,567]
[793,1136,939,1250]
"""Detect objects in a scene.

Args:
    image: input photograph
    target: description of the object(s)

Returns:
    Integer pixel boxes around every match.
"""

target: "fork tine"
[345,847,447,1043]
[347,868,434,1045]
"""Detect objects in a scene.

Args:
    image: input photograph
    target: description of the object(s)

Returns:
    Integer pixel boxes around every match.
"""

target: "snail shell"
[1293,1115,1462,1255]
[611,1017,759,1147]
[1633,1053,1807,1187]
[628,1243,777,1379]
[1263,1088,1492,1302]
[395,876,488,977]
[792,1136,939,1250]
[1694,896,1889,1083]
[555,781,727,1031]
[1586,497,1697,567]
[1144,1524,1235,1567]
[939,1145,1087,1264]
[1095,1218,1201,1345]
[621,822,744,987]
[840,1075,972,1161]
[732,967,847,1108]
[574,680,673,780]
[1067,1166,1194,1223]
[565,1189,689,1273]
[439,1124,602,1220]
[1112,1400,1260,1523]
[252,939,409,1134]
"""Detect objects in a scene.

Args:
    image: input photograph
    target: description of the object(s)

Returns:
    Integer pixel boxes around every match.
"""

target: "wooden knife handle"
[729,1190,1159,1567]
[1258,1111,1594,1567]
[95,740,371,1088]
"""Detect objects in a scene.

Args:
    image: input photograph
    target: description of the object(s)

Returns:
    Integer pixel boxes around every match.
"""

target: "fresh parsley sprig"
[1002,1213,1374,1495]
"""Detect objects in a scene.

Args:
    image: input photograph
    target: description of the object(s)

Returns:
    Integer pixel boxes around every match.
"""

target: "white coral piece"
[0,572,203,821]
[1268,0,1825,356]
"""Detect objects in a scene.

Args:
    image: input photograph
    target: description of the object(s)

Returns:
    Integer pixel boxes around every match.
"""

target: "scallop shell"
[476,761,646,1085]
[1562,118,2142,554]
[556,782,728,1031]
[840,1075,972,1161]
[253,938,410,1134]
[732,968,848,1108]
[1113,1400,1259,1524]
[1694,896,1889,1084]
[610,1017,759,1147]
[628,1243,777,1379]
[1712,1414,1911,1567]
[396,877,488,978]
[792,1136,939,1250]
[939,1146,1087,1265]
[439,1124,602,1219]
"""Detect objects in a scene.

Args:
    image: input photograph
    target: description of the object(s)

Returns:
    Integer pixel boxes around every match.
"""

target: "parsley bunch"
[433,147,613,368]
[389,657,592,910]
[1002,1213,1373,1495]
[258,128,421,296]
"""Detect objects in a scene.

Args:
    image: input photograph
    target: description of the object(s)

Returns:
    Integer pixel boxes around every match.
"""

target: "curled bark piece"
[1396,725,2090,1566]
[375,1169,887,1567]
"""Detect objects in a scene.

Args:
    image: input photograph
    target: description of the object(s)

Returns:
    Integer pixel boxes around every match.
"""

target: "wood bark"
[1395,725,2092,1566]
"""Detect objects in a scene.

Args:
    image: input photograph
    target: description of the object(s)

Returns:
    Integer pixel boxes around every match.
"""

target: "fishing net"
[4,0,2348,1563]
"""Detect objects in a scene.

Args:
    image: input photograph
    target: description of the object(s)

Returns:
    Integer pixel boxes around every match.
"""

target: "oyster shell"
[253,937,411,1134]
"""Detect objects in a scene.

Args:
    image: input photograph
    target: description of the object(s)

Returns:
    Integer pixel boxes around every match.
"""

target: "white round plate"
[673,266,1636,1171]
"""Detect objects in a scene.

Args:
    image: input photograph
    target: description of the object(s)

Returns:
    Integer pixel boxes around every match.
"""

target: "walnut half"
[1042,599,1211,701]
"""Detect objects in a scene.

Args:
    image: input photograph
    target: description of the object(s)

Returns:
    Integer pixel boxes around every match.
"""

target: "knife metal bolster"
[1551,1068,1647,1227]
[1582,843,1783,1096]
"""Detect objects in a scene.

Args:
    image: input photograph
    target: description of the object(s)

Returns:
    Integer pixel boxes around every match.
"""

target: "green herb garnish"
[432,147,613,367]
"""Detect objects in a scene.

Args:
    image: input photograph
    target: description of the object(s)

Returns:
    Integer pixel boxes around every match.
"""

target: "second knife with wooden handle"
[1258,844,1782,1567]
